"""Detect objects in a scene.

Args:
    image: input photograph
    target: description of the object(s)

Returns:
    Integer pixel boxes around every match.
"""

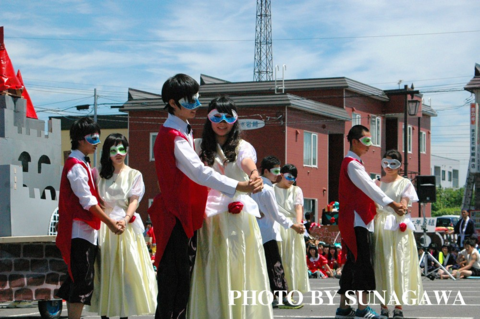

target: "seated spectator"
[321,244,330,257]
[327,245,342,271]
[306,245,333,278]
[436,245,456,279]
[452,238,480,279]
[418,246,435,275]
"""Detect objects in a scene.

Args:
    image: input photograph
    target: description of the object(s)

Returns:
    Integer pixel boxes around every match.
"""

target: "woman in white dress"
[373,149,423,319]
[187,96,272,319]
[274,164,310,294]
[89,133,157,318]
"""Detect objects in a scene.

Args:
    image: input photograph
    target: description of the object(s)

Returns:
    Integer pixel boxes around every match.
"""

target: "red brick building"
[120,75,436,222]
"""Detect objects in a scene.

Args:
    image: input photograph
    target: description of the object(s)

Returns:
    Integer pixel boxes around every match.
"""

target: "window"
[402,125,413,153]
[408,126,413,153]
[38,155,51,174]
[370,173,380,181]
[453,169,459,188]
[370,116,381,146]
[18,151,31,172]
[41,186,56,200]
[352,113,361,126]
[420,131,426,154]
[434,166,441,187]
[49,208,59,235]
[304,198,317,222]
[441,170,446,181]
[150,133,158,161]
[448,171,452,182]
[303,132,317,167]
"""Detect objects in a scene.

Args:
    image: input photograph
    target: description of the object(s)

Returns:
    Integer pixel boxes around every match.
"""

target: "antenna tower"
[253,0,273,81]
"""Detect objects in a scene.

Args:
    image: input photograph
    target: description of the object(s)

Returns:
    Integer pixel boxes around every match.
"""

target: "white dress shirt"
[253,177,294,244]
[162,113,237,196]
[346,151,393,232]
[67,149,99,244]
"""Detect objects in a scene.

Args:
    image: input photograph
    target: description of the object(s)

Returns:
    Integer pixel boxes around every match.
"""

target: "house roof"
[198,75,389,101]
[120,90,351,121]
[464,63,480,92]
[49,114,128,130]
[421,104,437,117]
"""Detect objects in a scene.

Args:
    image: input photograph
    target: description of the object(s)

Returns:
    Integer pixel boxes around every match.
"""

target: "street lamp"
[403,84,420,178]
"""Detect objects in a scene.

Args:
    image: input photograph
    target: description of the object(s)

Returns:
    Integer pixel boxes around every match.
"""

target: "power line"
[6,29,480,43]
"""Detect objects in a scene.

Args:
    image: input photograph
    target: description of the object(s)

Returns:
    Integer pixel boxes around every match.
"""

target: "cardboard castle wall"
[0,95,61,237]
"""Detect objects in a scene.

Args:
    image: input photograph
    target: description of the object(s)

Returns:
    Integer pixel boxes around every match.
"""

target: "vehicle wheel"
[38,300,63,319]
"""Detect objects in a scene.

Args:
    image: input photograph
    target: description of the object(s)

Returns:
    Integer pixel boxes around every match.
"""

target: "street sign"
[470,103,479,173]
[411,217,436,233]
[239,119,265,130]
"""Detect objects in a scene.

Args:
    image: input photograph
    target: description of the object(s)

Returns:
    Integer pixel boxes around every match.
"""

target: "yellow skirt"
[187,210,273,319]
[89,223,157,316]
[373,211,423,305]
[277,222,310,293]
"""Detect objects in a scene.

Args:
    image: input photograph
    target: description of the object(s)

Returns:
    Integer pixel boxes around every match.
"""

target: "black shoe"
[427,274,435,281]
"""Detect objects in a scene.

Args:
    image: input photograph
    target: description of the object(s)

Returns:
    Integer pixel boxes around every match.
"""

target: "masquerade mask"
[178,93,201,110]
[381,158,402,170]
[358,136,372,146]
[283,173,296,182]
[110,144,127,157]
[269,167,281,176]
[208,109,238,124]
[84,133,101,145]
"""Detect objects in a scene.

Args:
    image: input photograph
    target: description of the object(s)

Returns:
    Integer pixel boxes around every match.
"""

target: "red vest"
[148,126,208,266]
[338,156,376,261]
[56,157,101,280]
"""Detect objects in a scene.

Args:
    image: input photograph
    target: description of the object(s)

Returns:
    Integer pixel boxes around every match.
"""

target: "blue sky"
[2,0,479,183]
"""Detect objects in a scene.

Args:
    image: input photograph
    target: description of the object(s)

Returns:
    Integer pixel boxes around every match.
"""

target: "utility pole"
[93,88,98,167]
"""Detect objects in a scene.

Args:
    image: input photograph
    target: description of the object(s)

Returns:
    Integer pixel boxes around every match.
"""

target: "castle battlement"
[0,95,62,237]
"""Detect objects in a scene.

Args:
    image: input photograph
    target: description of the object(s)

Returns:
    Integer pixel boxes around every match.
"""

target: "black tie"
[187,124,192,134]
[84,156,91,164]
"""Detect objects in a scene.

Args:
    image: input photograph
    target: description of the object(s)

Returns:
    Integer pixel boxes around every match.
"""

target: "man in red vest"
[56,117,124,319]
[335,125,405,319]
[149,74,263,319]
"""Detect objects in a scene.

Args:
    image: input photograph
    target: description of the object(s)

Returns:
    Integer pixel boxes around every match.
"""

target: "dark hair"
[200,96,241,166]
[260,155,280,176]
[280,163,298,178]
[99,133,129,179]
[464,238,477,247]
[308,245,318,258]
[383,149,402,163]
[70,117,101,150]
[347,125,369,145]
[161,74,200,115]
[328,246,338,260]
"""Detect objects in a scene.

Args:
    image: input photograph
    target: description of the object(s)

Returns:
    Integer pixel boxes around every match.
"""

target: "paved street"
[1,277,479,319]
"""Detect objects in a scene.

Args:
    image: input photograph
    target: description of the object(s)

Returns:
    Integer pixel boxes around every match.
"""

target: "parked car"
[435,215,460,232]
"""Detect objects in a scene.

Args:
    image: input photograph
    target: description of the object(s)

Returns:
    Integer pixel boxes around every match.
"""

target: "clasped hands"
[389,201,408,217]
[108,219,126,235]
[248,175,264,194]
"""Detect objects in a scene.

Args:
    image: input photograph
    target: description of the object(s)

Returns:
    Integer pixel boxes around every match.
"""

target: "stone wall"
[0,240,67,302]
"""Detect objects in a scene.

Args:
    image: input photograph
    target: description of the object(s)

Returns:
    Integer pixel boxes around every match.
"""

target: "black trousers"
[57,238,97,305]
[338,227,375,294]
[155,219,197,319]
[263,240,289,296]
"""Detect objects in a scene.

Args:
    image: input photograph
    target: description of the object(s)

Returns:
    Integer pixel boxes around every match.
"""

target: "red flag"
[0,27,23,91]
[16,70,38,119]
